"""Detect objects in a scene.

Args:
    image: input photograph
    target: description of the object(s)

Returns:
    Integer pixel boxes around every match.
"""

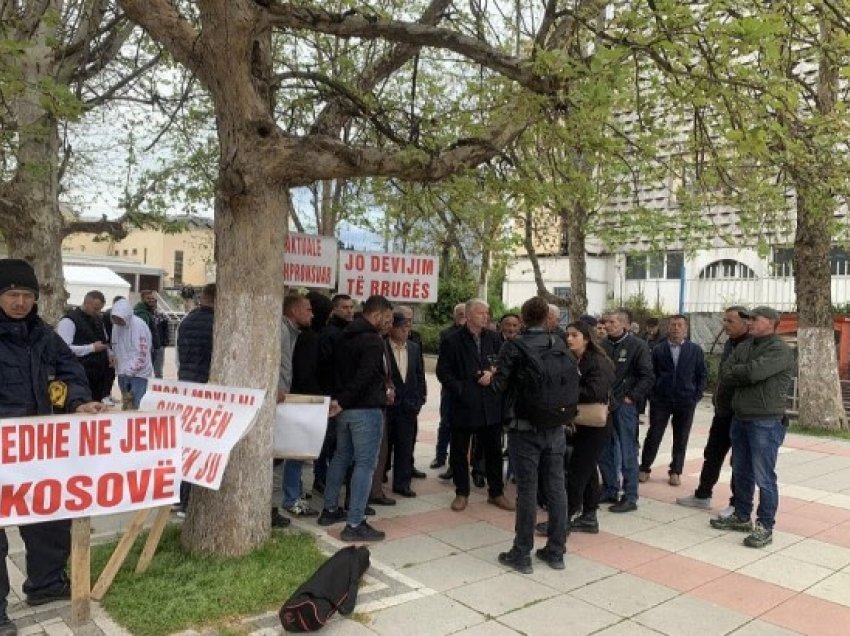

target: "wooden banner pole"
[70,517,91,626]
[90,509,148,601]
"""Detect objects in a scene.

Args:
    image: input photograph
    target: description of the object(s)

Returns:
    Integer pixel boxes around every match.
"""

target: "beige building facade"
[63,215,214,288]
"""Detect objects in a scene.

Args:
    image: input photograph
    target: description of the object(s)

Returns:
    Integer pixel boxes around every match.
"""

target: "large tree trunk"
[179,1,287,555]
[794,186,846,430]
[792,9,846,431]
[1,8,67,323]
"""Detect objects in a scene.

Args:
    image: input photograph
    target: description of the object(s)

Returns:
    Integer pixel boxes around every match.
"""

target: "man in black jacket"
[173,283,216,516]
[598,309,654,513]
[639,314,707,486]
[55,290,111,401]
[385,312,427,497]
[318,295,394,542]
[0,259,105,636]
[313,294,355,492]
[431,303,466,476]
[437,299,513,513]
[493,296,578,573]
[678,306,751,514]
[177,284,215,383]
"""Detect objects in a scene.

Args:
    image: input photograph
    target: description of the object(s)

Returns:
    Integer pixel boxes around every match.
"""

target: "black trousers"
[450,425,503,498]
[695,412,736,503]
[470,433,486,478]
[640,401,697,476]
[1,520,71,616]
[387,410,417,491]
[568,423,612,516]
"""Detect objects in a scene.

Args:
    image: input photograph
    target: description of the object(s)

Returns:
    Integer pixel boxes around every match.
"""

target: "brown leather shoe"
[487,495,515,511]
[450,495,468,511]
[668,473,681,486]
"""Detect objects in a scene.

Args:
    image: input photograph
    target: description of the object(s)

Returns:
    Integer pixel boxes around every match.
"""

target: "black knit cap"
[0,259,40,299]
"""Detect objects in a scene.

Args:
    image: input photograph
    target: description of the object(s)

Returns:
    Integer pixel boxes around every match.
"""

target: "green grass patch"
[90,526,325,636]
[789,423,850,441]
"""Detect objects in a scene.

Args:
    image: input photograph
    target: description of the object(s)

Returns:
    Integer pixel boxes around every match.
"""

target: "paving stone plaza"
[5,363,850,635]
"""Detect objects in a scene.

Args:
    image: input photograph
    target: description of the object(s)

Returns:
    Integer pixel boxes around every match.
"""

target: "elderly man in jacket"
[0,259,104,636]
[639,314,707,486]
[436,298,513,513]
[710,306,795,548]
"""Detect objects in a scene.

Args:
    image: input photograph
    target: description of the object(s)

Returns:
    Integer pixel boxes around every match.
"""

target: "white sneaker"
[102,397,116,407]
[718,505,736,519]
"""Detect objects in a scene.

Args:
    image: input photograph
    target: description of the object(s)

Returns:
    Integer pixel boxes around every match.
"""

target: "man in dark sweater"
[598,309,654,513]
[431,303,466,477]
[176,284,215,383]
[677,306,751,514]
[318,295,394,542]
[710,306,795,548]
[639,314,707,486]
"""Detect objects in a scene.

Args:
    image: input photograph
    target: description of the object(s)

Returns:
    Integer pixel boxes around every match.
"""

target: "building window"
[832,247,850,276]
[122,249,128,256]
[553,286,571,299]
[699,259,755,280]
[114,250,120,256]
[772,247,794,277]
[625,251,684,280]
[132,248,138,256]
[173,250,184,285]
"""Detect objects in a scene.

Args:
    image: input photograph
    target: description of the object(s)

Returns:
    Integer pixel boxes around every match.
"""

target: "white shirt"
[390,339,408,380]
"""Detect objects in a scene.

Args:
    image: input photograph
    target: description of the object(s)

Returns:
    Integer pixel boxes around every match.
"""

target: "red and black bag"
[279,546,370,632]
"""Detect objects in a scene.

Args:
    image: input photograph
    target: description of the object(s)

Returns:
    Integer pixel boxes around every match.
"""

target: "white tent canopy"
[64,265,131,307]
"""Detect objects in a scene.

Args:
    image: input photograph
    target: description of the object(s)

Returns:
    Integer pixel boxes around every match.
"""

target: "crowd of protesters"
[0,252,798,636]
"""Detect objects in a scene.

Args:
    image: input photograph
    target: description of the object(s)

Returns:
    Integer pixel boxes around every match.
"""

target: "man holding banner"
[0,259,105,636]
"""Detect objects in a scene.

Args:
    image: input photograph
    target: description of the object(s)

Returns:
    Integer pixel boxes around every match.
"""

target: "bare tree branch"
[62,214,128,240]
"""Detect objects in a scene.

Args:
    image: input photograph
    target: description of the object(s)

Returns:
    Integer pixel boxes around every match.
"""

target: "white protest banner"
[274,395,330,459]
[1,412,181,527]
[142,380,265,488]
[338,250,439,303]
[283,232,338,288]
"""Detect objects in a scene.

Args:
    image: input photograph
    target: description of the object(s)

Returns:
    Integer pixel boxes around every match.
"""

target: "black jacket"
[63,306,110,375]
[319,314,350,394]
[292,329,323,396]
[0,308,91,417]
[387,338,427,416]
[600,332,654,410]
[436,326,502,429]
[650,340,707,404]
[492,327,578,430]
[177,305,214,383]
[578,350,616,405]
[333,316,390,409]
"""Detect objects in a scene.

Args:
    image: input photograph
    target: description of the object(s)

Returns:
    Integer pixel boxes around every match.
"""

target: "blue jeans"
[599,403,639,503]
[282,460,304,507]
[508,427,567,557]
[118,375,148,410]
[731,418,786,530]
[322,409,383,527]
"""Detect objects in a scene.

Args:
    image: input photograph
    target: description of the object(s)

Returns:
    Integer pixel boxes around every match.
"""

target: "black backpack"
[512,335,579,428]
[279,546,370,632]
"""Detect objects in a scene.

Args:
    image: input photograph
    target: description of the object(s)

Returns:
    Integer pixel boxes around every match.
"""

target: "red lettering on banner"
[193,453,223,485]
[0,422,71,464]
[79,419,111,456]
[32,480,62,515]
[118,415,174,453]
[182,448,201,476]
[65,475,94,511]
[0,466,178,520]
[0,483,31,516]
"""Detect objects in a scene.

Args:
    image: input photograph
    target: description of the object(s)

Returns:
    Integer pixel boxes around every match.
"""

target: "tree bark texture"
[562,203,588,318]
[1,3,67,322]
[794,186,847,430]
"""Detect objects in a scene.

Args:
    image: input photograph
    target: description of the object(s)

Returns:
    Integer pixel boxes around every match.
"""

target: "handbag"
[574,402,608,427]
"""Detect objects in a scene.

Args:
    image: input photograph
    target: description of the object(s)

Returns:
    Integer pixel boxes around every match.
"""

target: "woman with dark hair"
[565,320,616,534]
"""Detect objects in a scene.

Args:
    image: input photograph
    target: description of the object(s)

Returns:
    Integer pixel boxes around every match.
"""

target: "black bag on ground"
[279,545,371,632]
[513,335,579,428]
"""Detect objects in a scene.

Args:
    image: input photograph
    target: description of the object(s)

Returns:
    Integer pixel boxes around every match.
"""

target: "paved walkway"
[6,370,850,635]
